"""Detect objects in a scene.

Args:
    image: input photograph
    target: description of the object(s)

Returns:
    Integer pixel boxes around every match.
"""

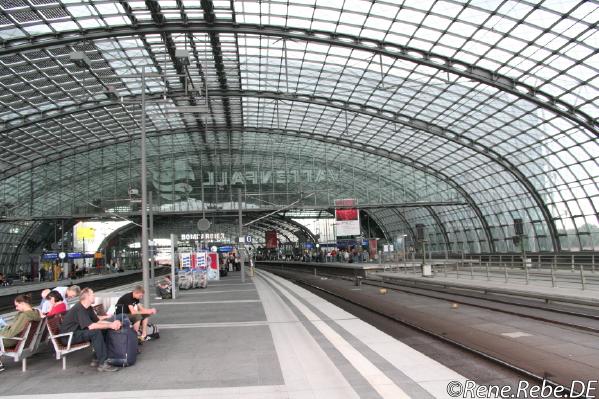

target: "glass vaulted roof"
[0,0,598,260]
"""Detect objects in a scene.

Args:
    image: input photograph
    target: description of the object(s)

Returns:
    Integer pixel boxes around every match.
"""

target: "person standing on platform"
[39,264,47,282]
[0,272,8,286]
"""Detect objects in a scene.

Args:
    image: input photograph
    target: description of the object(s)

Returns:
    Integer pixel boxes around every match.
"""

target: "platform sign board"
[334,199,360,237]
[41,253,59,261]
[195,251,207,272]
[180,252,193,269]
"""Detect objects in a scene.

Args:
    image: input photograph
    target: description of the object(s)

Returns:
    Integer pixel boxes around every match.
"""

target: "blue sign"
[304,243,315,249]
[67,252,83,259]
[218,246,234,253]
[42,253,58,260]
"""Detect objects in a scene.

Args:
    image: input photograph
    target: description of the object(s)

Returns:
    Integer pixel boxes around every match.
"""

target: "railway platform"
[258,261,599,306]
[1,269,474,399]
[2,268,598,398]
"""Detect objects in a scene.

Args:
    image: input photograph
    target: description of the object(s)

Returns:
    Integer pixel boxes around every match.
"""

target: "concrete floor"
[1,271,477,398]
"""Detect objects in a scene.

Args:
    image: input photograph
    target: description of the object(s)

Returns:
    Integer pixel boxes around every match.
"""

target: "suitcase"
[107,314,138,367]
[178,272,193,290]
[192,271,200,288]
[199,273,207,288]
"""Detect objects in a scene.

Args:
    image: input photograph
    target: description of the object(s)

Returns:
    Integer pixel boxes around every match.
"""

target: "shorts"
[127,313,149,324]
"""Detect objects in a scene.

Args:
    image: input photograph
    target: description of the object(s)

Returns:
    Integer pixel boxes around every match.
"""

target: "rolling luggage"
[178,271,193,290]
[191,271,200,288]
[199,273,207,288]
[107,313,138,367]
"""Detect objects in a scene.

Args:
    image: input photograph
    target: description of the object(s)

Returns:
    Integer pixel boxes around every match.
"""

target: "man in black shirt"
[60,288,122,372]
[115,286,157,341]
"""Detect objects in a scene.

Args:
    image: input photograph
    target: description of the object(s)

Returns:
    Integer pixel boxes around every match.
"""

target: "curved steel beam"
[424,205,451,254]
[8,221,40,271]
[366,211,393,243]
[270,214,318,243]
[391,208,417,243]
[0,22,594,134]
[1,88,555,250]
[1,89,553,244]
[0,123,497,250]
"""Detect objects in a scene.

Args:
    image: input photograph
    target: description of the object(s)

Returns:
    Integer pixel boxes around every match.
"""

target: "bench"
[46,314,91,370]
[0,317,46,371]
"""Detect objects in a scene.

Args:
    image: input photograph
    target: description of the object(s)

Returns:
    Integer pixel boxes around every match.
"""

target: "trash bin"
[422,264,432,277]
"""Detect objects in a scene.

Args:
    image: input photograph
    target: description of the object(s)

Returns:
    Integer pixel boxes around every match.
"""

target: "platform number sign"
[244,235,253,244]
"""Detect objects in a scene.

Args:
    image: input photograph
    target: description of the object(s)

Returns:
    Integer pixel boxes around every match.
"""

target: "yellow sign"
[76,225,95,240]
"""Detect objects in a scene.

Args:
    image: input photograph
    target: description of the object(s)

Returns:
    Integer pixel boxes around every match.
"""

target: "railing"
[264,252,599,291]
[377,257,598,291]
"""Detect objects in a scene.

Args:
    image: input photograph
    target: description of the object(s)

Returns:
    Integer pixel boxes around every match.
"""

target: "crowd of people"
[0,281,162,372]
[259,247,372,264]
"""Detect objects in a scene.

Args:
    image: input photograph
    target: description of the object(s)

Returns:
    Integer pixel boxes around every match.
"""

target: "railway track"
[361,277,599,334]
[277,265,599,333]
[260,267,598,397]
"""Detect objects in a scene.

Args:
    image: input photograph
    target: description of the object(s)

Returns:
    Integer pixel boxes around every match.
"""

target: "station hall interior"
[0,0,598,398]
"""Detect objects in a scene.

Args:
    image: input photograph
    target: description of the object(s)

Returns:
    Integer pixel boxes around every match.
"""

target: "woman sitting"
[45,290,67,317]
[0,294,41,372]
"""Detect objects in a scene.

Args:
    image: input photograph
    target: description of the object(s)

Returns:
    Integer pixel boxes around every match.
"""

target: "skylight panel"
[95,2,119,15]
[50,20,77,31]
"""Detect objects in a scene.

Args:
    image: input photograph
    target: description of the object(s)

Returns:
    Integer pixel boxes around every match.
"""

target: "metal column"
[238,188,245,283]
[140,67,150,308]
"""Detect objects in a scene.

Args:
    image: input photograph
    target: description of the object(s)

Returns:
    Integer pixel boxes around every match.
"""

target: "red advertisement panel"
[335,208,358,221]
[207,252,219,270]
[266,230,278,249]
[369,239,378,258]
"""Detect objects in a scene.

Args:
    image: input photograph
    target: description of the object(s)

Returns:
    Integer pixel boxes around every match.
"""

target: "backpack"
[147,322,160,339]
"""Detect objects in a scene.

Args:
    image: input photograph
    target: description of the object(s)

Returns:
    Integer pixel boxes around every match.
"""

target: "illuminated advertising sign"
[334,199,360,237]
[265,230,278,249]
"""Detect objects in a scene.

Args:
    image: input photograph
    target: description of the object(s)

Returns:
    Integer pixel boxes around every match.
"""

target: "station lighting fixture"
[175,48,190,65]
[69,51,91,68]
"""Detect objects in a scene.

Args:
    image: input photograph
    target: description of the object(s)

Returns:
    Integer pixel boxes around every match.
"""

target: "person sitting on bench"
[45,291,67,317]
[0,294,41,372]
[59,288,121,372]
[115,286,157,342]
[39,285,80,315]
